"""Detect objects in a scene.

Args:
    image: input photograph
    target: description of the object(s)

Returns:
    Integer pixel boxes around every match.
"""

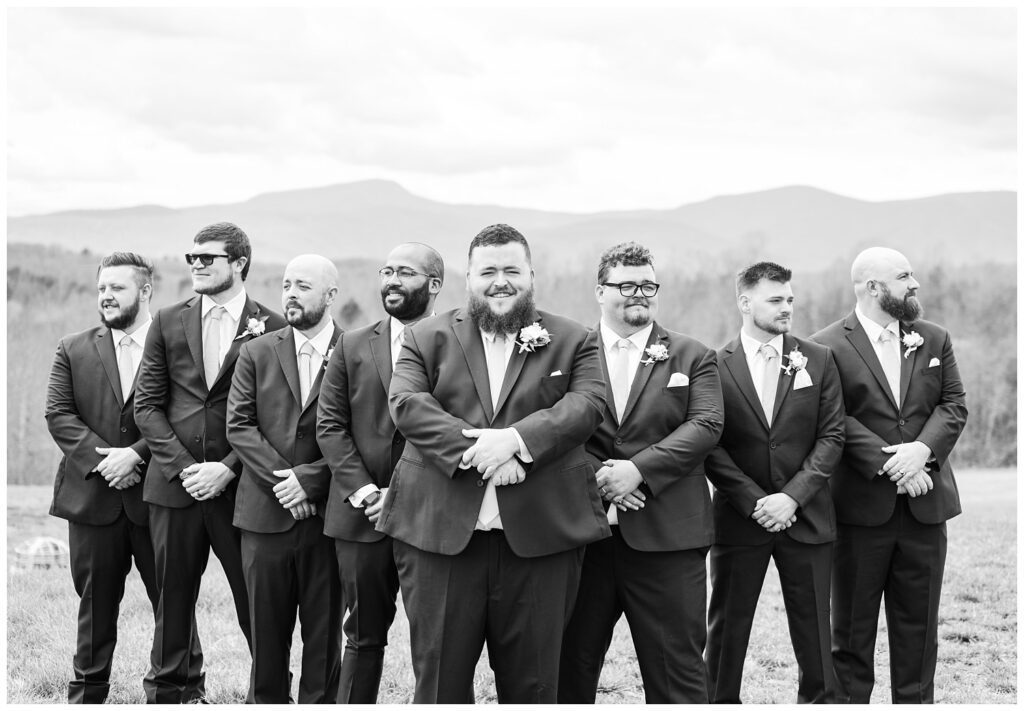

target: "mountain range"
[7,181,1015,272]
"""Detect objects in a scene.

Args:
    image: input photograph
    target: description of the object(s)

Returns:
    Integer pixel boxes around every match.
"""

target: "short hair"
[736,261,792,296]
[467,223,531,263]
[194,222,252,280]
[597,242,654,284]
[96,251,155,289]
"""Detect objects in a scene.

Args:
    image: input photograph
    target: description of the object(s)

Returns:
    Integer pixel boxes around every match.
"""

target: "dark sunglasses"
[185,253,231,267]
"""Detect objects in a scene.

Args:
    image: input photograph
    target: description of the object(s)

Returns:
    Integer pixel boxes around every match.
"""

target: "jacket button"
[297,432,304,439]
[477,479,485,487]
[205,402,213,408]
[899,419,906,426]
[614,438,623,445]
[120,427,128,433]
[770,442,777,449]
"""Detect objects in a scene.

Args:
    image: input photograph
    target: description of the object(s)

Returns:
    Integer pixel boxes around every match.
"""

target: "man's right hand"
[896,470,933,497]
[290,501,316,520]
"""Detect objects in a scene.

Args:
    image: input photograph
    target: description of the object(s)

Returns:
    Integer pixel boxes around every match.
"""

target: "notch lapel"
[302,322,342,415]
[453,311,494,422]
[620,325,665,424]
[722,336,771,431]
[770,334,797,426]
[369,320,393,395]
[95,329,124,408]
[593,328,619,425]
[274,327,302,406]
[181,297,205,387]
[492,311,540,422]
[843,312,899,411]
[898,322,920,411]
[212,296,259,389]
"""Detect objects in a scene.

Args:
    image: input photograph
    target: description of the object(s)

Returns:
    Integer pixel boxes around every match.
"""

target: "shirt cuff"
[511,428,533,463]
[348,484,381,508]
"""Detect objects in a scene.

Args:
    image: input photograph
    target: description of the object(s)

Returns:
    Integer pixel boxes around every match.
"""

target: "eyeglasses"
[602,281,660,297]
[379,267,435,281]
[185,253,231,267]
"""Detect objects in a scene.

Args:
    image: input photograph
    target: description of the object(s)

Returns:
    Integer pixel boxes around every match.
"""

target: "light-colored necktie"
[610,338,633,422]
[203,305,225,387]
[477,332,508,529]
[878,328,901,407]
[298,341,316,404]
[392,328,406,368]
[116,334,135,401]
[759,343,780,425]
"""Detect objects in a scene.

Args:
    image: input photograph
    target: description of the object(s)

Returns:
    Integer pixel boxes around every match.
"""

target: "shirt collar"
[390,317,406,345]
[294,320,335,358]
[201,289,247,321]
[740,329,785,360]
[855,304,899,343]
[600,320,653,355]
[480,328,514,345]
[110,316,153,349]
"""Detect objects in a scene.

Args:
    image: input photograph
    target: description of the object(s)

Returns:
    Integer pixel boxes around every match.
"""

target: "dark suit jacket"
[318,319,406,543]
[378,308,611,558]
[135,294,286,509]
[706,334,845,545]
[227,323,341,534]
[587,322,723,552]
[811,313,967,526]
[45,326,151,526]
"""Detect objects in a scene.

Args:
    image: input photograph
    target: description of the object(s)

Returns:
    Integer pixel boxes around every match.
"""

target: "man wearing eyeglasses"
[135,222,285,703]
[559,241,723,703]
[318,242,444,703]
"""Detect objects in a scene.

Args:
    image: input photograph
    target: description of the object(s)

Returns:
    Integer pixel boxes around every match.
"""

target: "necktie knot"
[617,338,632,351]
[208,305,224,321]
[119,334,133,348]
[299,341,315,358]
[879,328,897,344]
[759,343,777,360]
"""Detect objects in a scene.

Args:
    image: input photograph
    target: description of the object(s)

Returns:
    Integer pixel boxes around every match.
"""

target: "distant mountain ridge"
[8,181,1015,271]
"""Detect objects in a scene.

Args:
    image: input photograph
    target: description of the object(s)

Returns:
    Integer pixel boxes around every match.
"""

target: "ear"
[233,256,248,274]
[594,283,605,304]
[738,293,750,313]
[429,277,442,295]
[140,283,153,302]
[324,285,339,306]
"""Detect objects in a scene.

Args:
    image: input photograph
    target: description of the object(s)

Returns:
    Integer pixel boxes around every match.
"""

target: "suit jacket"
[226,322,341,534]
[135,294,286,509]
[587,322,723,552]
[318,319,406,543]
[811,313,967,526]
[378,308,611,558]
[45,326,151,526]
[705,334,844,545]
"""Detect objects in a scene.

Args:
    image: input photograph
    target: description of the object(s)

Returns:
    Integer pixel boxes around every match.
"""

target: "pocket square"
[928,357,940,368]
[549,370,563,376]
[793,369,813,390]
[667,372,689,387]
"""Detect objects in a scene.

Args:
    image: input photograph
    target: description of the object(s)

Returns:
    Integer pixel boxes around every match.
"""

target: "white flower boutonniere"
[781,347,808,376]
[515,323,551,353]
[323,347,334,368]
[902,331,923,359]
[235,313,269,340]
[640,343,669,366]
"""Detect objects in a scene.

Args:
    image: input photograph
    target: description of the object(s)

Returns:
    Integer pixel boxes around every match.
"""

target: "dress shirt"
[110,316,153,395]
[293,320,335,382]
[740,330,785,406]
[854,305,902,407]
[201,290,247,367]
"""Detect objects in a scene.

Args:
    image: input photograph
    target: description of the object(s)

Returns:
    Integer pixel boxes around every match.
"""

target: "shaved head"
[852,247,909,287]
[282,254,339,333]
[286,253,339,287]
[850,246,922,323]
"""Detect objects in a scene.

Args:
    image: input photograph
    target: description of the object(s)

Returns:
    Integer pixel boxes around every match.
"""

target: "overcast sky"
[7,6,1017,216]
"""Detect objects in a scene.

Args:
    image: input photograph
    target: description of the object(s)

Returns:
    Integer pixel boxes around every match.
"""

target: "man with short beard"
[811,247,967,703]
[379,224,610,703]
[135,222,285,703]
[317,242,444,703]
[227,254,343,703]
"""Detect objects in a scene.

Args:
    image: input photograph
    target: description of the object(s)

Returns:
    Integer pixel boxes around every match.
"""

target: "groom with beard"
[811,247,967,703]
[378,224,610,703]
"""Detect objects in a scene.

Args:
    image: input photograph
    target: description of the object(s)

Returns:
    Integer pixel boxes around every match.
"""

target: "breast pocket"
[539,372,570,397]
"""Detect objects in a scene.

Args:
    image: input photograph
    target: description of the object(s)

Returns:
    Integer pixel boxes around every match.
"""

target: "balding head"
[851,247,910,287]
[850,247,922,323]
[380,242,444,324]
[282,254,339,333]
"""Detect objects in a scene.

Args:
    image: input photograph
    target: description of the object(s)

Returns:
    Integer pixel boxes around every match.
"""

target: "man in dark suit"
[46,252,199,703]
[704,261,845,703]
[227,254,342,703]
[379,224,610,703]
[811,247,967,703]
[135,222,285,703]
[317,242,444,703]
[558,242,724,703]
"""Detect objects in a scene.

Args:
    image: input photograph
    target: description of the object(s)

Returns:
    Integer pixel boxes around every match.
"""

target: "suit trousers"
[240,518,342,704]
[393,532,584,704]
[146,497,251,704]
[706,535,835,703]
[334,536,400,703]
[559,528,710,703]
[832,496,947,703]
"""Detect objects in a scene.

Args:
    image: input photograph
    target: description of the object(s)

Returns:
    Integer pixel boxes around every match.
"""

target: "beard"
[381,280,432,321]
[193,270,235,296]
[99,297,140,331]
[285,297,329,331]
[753,311,791,336]
[622,299,652,328]
[468,287,536,335]
[879,283,923,322]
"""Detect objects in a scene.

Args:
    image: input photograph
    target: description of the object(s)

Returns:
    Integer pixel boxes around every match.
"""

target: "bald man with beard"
[811,247,967,704]
[227,254,343,703]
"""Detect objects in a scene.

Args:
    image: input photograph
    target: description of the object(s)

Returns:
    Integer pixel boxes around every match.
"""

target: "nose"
[909,276,920,290]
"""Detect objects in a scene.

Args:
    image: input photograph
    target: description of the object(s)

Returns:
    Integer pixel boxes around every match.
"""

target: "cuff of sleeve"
[349,483,381,508]
[511,428,533,463]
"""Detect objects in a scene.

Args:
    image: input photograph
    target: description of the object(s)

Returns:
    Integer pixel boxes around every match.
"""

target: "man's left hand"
[596,459,644,502]
[272,469,309,509]
[461,428,520,474]
[753,493,799,532]
[881,441,932,480]
[181,461,234,501]
[95,446,143,483]
[482,458,526,487]
[112,471,142,490]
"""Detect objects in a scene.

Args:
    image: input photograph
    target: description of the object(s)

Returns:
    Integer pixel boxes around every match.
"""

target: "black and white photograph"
[6,5,1016,704]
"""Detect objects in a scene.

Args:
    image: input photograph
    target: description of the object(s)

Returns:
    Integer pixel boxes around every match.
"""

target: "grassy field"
[6,469,1016,704]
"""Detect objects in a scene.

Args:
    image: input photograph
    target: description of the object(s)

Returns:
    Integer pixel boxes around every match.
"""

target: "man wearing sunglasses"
[135,222,285,703]
[559,241,723,703]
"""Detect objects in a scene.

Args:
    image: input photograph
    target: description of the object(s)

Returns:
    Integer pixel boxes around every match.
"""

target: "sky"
[6,6,1017,216]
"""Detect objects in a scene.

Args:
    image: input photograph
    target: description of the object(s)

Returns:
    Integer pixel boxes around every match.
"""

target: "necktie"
[610,338,633,422]
[878,328,901,407]
[392,327,406,368]
[759,343,780,425]
[202,306,225,387]
[485,333,507,408]
[298,341,316,404]
[116,334,135,401]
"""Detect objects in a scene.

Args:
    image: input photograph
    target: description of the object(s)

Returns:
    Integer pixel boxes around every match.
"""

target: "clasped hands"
[272,469,316,520]
[596,459,646,511]
[179,461,234,502]
[94,446,143,490]
[460,428,525,486]
[879,441,934,497]
[752,493,798,533]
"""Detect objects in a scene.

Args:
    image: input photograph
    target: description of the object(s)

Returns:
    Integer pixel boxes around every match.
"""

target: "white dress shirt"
[855,305,902,407]
[293,320,335,397]
[740,330,785,404]
[201,290,247,366]
[110,316,153,398]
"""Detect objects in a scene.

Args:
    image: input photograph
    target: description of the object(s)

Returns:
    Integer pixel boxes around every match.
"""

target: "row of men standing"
[45,221,966,704]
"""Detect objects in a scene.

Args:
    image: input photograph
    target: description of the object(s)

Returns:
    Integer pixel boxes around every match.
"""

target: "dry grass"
[6,469,1016,704]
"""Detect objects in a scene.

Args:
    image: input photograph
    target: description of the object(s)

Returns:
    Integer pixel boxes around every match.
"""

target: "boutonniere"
[640,343,669,366]
[323,347,334,369]
[515,322,552,353]
[902,331,923,359]
[234,312,269,340]
[781,347,808,375]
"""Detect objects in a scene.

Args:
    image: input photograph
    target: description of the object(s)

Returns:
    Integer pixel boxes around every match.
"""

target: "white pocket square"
[928,357,940,368]
[793,369,813,390]
[667,372,689,388]
[549,370,563,376]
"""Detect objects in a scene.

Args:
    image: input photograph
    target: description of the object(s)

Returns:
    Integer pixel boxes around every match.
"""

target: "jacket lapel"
[620,324,665,424]
[770,334,797,426]
[898,322,920,411]
[369,319,393,395]
[213,296,260,389]
[274,327,302,406]
[593,328,620,425]
[722,336,771,431]
[95,329,125,408]
[843,311,899,411]
[492,310,541,422]
[302,322,342,415]
[181,297,205,387]
[453,310,494,422]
